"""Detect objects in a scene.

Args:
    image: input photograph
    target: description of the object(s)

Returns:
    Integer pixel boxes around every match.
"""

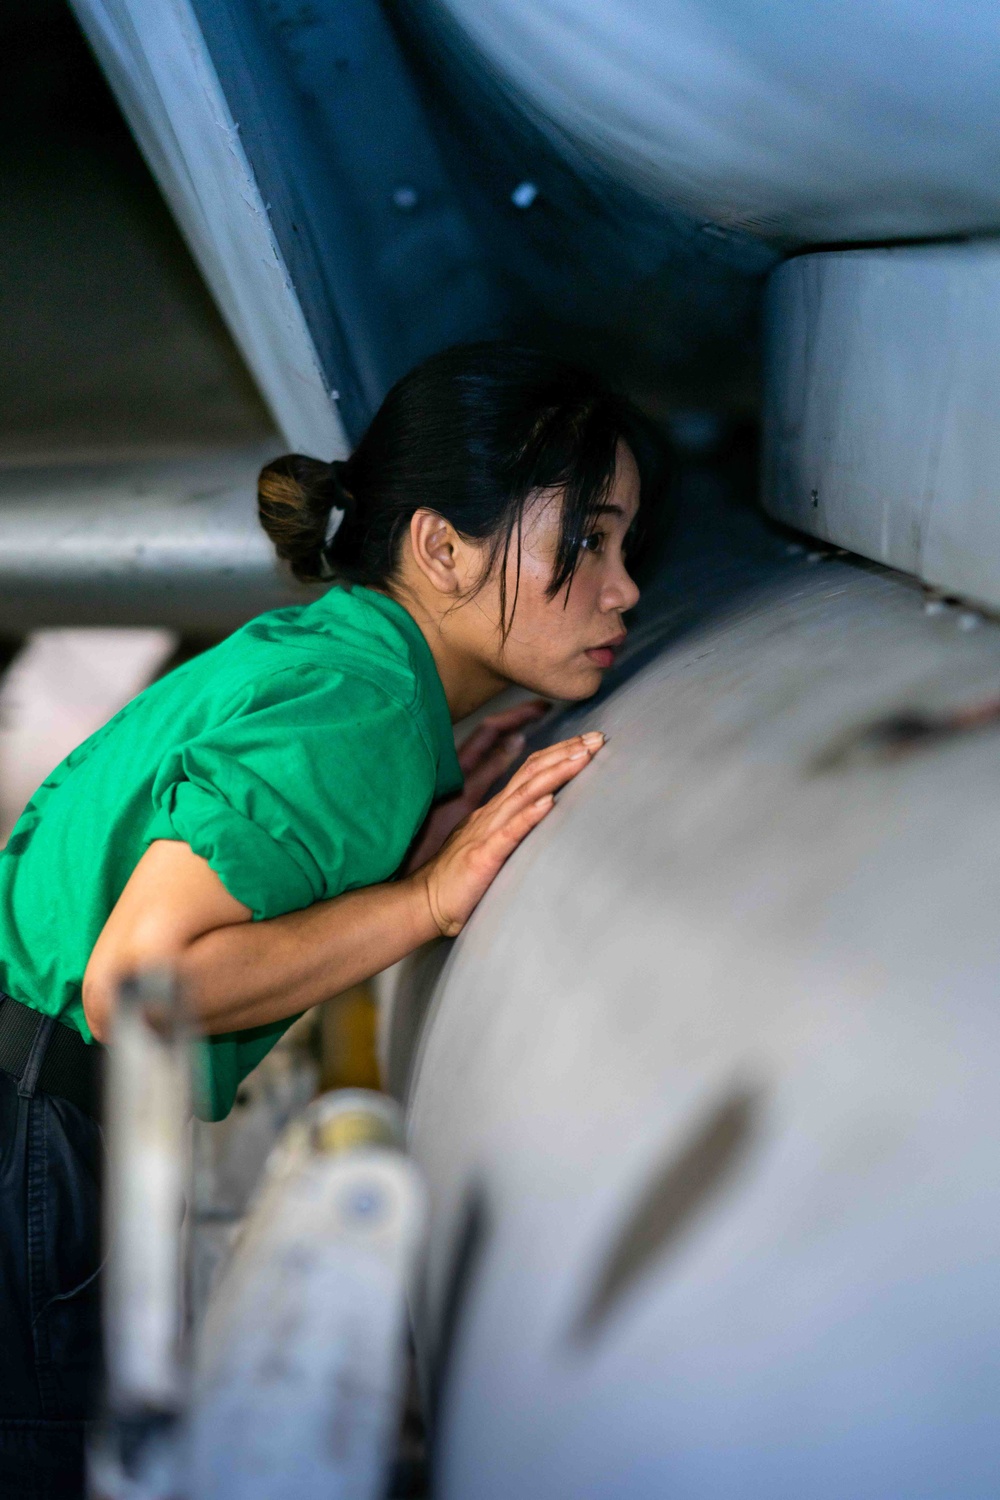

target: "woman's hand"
[411,731,605,938]
[403,698,549,873]
[82,721,604,1039]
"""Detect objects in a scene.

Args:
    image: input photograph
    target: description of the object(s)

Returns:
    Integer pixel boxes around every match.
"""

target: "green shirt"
[0,587,461,1120]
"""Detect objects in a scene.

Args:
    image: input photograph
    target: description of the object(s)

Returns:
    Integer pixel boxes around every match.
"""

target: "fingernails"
[534,793,555,808]
[568,731,603,759]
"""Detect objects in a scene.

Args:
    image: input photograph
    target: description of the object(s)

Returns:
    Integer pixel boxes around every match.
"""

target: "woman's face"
[471,440,642,701]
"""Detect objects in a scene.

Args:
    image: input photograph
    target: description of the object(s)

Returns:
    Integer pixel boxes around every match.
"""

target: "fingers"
[497,732,605,802]
[422,724,602,936]
[422,779,556,936]
[462,734,527,804]
[456,699,549,774]
[503,755,592,811]
[523,730,604,770]
[456,719,508,774]
[487,735,603,821]
[481,790,554,859]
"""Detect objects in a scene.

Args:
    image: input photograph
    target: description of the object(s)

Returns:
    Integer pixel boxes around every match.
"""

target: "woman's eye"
[579,532,604,554]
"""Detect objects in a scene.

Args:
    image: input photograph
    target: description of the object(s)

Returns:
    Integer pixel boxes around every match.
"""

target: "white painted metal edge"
[103,972,192,1412]
[69,0,348,459]
[763,241,1000,614]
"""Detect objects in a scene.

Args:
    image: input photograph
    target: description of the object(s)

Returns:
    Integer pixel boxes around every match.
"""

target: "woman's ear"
[408,509,466,595]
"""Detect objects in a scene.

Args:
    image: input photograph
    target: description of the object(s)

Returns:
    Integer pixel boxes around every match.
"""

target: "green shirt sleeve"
[147,663,438,920]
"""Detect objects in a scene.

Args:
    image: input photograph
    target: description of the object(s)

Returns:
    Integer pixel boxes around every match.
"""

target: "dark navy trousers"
[0,1067,103,1498]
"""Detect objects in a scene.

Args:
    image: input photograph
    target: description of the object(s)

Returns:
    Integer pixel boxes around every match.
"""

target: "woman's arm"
[82,732,602,1041]
[403,697,548,872]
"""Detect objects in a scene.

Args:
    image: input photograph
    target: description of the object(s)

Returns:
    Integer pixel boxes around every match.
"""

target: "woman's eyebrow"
[594,503,640,527]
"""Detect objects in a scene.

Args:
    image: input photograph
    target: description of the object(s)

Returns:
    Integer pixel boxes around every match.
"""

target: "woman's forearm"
[83,735,601,1043]
[181,874,440,1033]
[83,841,442,1042]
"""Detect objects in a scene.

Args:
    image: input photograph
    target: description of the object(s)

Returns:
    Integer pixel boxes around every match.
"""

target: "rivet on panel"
[391,186,419,211]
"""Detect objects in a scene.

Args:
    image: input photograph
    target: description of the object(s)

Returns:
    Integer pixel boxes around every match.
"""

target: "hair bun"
[257,453,359,582]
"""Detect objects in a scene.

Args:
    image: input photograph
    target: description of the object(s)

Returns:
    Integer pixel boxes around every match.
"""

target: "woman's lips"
[585,636,626,669]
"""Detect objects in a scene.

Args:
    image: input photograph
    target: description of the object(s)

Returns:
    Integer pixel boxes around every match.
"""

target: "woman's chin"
[551,666,605,702]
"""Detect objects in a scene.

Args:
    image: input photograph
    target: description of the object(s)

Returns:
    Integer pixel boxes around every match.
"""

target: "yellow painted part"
[314,1107,396,1156]
[319,982,382,1093]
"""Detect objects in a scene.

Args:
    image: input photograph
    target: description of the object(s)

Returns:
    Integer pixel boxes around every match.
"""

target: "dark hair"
[258,342,663,631]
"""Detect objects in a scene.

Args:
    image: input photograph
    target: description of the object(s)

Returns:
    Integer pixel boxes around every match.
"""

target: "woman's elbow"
[81,965,113,1044]
[82,920,176,1044]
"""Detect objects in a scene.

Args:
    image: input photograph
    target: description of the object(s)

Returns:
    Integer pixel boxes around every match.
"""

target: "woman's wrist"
[400,865,451,943]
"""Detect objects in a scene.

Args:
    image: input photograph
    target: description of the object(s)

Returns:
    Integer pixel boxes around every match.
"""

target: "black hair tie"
[319,463,356,577]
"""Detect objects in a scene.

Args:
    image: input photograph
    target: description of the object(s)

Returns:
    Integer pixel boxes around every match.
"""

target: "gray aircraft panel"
[393,486,1000,1497]
[764,241,1000,614]
[439,0,1000,246]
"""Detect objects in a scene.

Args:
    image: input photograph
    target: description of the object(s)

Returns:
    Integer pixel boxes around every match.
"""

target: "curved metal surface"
[0,447,308,631]
[437,0,1000,246]
[400,492,1000,1498]
[764,241,1000,613]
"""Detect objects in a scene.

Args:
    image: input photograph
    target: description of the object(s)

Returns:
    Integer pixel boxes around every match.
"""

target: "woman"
[0,342,655,1495]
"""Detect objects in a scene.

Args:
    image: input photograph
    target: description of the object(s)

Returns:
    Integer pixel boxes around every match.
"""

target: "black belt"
[0,992,103,1120]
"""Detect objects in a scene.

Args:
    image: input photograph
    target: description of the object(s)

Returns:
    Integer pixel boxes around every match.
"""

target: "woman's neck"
[378,584,509,723]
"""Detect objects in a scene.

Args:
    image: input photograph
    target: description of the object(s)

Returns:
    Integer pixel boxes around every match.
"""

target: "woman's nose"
[604,564,640,614]
[622,568,641,611]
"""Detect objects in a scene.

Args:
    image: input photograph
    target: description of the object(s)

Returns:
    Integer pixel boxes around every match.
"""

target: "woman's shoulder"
[219,587,435,720]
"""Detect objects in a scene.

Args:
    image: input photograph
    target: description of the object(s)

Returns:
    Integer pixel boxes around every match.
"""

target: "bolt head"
[392,186,419,211]
[342,1183,386,1222]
